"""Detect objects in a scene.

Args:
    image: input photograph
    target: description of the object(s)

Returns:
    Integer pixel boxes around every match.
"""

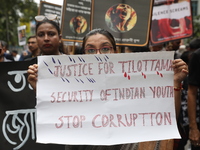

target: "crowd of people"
[0,13,200,150]
[0,35,40,62]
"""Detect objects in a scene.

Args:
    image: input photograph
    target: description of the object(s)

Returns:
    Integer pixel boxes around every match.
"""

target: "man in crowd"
[0,41,12,62]
[19,35,40,61]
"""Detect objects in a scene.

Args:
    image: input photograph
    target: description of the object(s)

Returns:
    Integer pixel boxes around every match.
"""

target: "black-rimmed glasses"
[85,46,113,54]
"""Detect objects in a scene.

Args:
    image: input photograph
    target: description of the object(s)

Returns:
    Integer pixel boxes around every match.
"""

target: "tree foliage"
[0,0,38,47]
[192,15,200,39]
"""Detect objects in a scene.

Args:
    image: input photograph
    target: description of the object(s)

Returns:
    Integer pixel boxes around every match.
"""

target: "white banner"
[36,51,180,145]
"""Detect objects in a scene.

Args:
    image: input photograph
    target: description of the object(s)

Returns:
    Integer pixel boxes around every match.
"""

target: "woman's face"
[116,4,132,21]
[84,33,114,54]
[36,22,61,55]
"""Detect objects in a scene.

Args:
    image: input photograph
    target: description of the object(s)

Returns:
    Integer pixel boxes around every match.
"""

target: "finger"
[182,69,188,74]
[33,64,38,68]
[28,74,38,81]
[173,63,188,71]
[28,65,38,73]
[173,61,187,68]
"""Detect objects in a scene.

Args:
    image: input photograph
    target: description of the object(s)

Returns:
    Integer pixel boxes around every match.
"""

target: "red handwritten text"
[54,63,93,77]
[149,86,173,98]
[51,90,93,103]
[100,87,145,101]
[92,112,171,128]
[118,59,173,73]
[55,115,86,128]
[98,62,115,74]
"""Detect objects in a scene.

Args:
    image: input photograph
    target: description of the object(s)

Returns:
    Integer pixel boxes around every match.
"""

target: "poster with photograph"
[150,0,193,45]
[17,25,26,46]
[91,0,153,46]
[61,0,91,42]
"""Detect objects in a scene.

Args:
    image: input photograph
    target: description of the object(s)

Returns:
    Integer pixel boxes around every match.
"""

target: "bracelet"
[174,84,183,91]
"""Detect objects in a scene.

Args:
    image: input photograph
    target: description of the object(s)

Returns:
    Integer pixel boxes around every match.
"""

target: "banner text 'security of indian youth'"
[36,52,180,145]
[38,1,62,21]
[0,61,65,150]
[150,0,193,45]
[91,0,153,46]
[61,0,91,42]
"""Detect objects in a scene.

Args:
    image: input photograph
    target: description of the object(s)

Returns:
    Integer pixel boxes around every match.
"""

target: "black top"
[188,48,200,87]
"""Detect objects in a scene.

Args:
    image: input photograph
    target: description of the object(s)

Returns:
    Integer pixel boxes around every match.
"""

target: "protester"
[121,46,150,53]
[175,45,186,59]
[165,42,173,51]
[73,46,83,54]
[19,35,38,61]
[149,43,166,52]
[27,28,188,149]
[0,40,14,61]
[187,48,200,148]
[171,39,181,59]
[0,41,12,62]
[11,50,20,61]
[23,35,40,60]
[174,38,200,150]
[27,14,63,90]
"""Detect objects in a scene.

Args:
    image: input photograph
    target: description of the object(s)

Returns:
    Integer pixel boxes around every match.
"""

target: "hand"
[172,59,188,84]
[23,51,28,56]
[189,128,200,147]
[27,64,38,92]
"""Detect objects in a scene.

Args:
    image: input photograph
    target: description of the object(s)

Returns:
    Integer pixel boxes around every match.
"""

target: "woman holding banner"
[27,28,188,150]
[27,14,65,90]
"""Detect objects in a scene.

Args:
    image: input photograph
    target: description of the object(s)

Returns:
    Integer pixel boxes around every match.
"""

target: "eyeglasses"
[35,14,59,24]
[85,46,113,54]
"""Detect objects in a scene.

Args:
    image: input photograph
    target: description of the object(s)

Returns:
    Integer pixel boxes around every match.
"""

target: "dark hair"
[12,50,18,54]
[189,38,200,50]
[82,28,116,53]
[36,19,61,35]
[122,46,150,53]
[0,40,8,49]
[28,35,36,40]
[74,46,83,55]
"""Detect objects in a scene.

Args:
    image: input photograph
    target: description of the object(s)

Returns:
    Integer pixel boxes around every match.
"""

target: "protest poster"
[38,1,62,22]
[36,51,180,145]
[17,25,26,46]
[0,61,65,150]
[150,0,193,45]
[61,0,91,42]
[91,0,153,46]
